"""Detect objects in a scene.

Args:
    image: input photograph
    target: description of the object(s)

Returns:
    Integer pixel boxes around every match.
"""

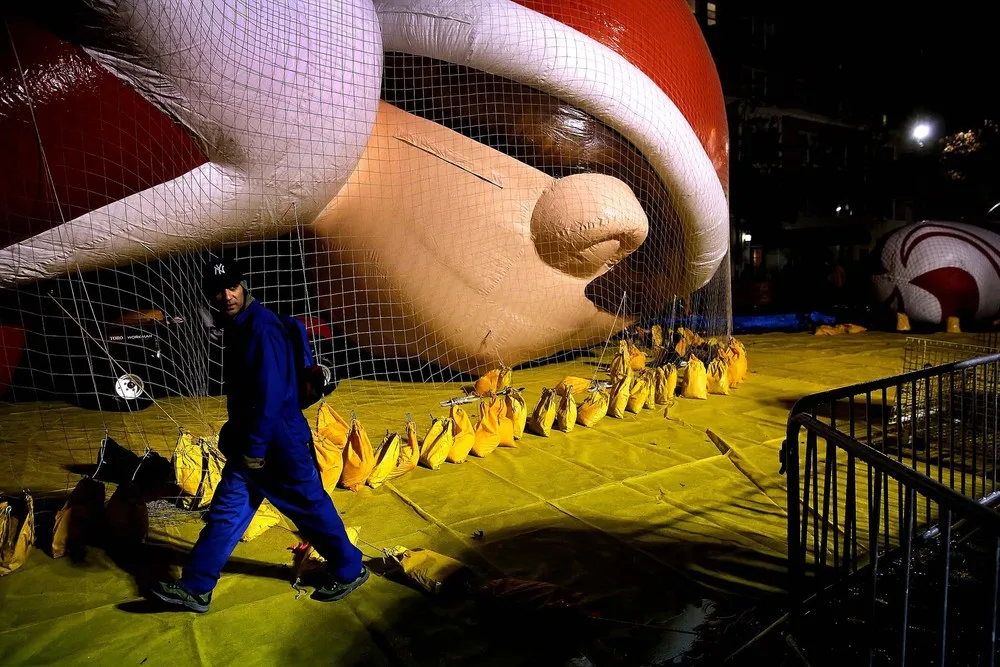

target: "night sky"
[755,2,996,134]
[837,4,993,132]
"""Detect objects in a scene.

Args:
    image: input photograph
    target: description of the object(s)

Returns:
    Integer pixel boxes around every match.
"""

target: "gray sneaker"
[150,580,212,613]
[311,566,370,602]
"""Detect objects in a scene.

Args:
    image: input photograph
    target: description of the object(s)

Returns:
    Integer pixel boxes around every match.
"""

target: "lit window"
[752,247,763,268]
[707,2,717,25]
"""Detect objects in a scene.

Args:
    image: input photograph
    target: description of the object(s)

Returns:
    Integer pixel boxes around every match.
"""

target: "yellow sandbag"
[241,499,283,542]
[172,431,226,510]
[504,389,528,440]
[644,372,657,409]
[626,370,651,413]
[681,327,704,347]
[0,495,34,576]
[718,347,737,388]
[314,404,350,492]
[420,417,452,470]
[608,340,630,383]
[729,338,748,385]
[496,396,516,447]
[555,389,577,432]
[314,431,346,494]
[172,431,202,501]
[527,387,559,437]
[662,364,678,401]
[496,366,512,392]
[555,376,591,400]
[628,342,647,371]
[896,312,911,332]
[194,438,224,507]
[653,367,668,405]
[814,325,840,336]
[674,336,687,358]
[682,355,708,400]
[448,405,476,464]
[340,418,376,491]
[707,358,731,395]
[390,417,420,480]
[608,371,632,418]
[51,478,105,559]
[397,547,468,594]
[651,324,663,348]
[367,431,402,489]
[472,398,505,456]
[839,323,867,334]
[576,389,609,427]
[474,369,499,396]
[717,342,745,388]
[316,403,351,446]
[474,365,511,396]
[105,484,148,548]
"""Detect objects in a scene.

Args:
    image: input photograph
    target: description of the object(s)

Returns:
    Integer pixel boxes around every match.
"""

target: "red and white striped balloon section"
[873,221,1000,325]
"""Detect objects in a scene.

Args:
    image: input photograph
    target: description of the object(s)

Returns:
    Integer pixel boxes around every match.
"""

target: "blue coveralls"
[181,300,363,595]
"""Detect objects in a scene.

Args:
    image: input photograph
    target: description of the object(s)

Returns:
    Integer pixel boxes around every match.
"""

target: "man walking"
[151,259,366,612]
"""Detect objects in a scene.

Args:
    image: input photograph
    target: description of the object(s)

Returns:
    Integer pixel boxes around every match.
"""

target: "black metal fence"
[903,337,998,375]
[781,351,1000,666]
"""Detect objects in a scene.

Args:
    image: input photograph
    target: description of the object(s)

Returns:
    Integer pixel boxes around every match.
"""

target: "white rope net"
[0,0,731,502]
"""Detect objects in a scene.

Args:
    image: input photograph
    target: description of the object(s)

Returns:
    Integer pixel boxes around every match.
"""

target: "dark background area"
[693,1,1000,320]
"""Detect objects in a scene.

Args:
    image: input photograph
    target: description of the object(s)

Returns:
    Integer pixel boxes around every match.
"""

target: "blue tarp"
[732,312,837,334]
[647,312,837,335]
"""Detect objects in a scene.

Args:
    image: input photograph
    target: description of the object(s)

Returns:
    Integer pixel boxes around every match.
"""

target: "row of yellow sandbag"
[313,335,751,492]
[529,364,678,434]
[606,337,748,398]
[642,324,713,360]
[815,323,867,336]
[3,469,224,576]
[2,478,167,575]
[312,388,530,493]
[634,323,703,352]
[2,482,144,573]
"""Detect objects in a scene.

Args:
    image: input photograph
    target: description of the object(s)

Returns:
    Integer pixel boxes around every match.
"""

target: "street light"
[911,122,932,143]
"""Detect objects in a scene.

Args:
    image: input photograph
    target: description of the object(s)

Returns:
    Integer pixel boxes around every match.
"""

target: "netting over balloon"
[0,0,730,501]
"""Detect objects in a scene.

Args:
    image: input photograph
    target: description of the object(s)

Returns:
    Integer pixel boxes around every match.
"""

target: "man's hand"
[244,456,266,470]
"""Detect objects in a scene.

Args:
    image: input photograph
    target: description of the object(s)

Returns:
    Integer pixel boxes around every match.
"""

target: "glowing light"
[911,122,932,141]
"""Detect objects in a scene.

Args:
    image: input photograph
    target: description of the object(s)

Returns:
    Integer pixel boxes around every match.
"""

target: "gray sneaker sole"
[311,567,370,602]
[151,588,211,613]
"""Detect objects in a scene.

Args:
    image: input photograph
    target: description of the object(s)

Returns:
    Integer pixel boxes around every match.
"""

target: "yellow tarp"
[0,332,936,664]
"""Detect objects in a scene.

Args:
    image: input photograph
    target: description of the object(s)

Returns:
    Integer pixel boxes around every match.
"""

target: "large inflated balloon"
[873,221,1000,325]
[0,0,382,271]
[1,0,728,379]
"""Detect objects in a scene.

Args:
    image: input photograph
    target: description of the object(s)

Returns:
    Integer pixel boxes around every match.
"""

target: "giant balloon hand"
[1,0,729,372]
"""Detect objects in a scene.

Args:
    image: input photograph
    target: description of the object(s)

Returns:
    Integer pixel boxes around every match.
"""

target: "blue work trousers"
[180,435,362,595]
